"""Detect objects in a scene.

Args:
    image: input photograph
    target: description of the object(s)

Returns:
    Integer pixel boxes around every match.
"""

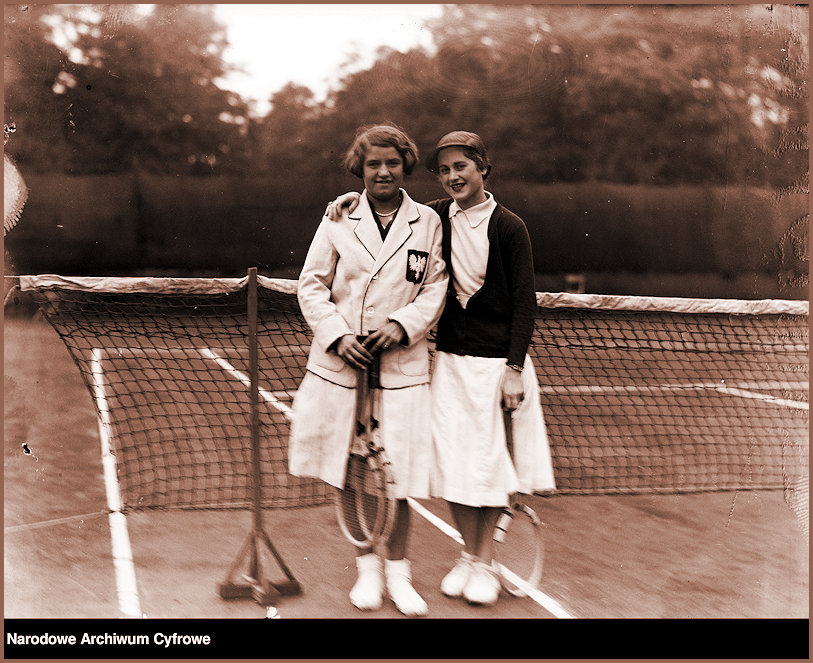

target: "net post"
[218,267,302,605]
[248,266,262,533]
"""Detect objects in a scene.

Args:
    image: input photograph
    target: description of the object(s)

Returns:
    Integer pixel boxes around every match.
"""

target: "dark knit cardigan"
[426,197,537,367]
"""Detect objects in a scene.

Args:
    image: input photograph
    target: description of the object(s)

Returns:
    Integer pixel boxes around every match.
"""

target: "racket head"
[492,501,544,597]
[335,454,372,547]
[335,452,396,547]
[360,449,397,542]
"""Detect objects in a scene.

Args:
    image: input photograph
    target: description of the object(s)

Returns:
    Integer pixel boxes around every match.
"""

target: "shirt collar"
[449,191,496,228]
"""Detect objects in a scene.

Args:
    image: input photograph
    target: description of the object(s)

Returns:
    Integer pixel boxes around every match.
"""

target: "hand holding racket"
[335,356,397,548]
[491,408,545,597]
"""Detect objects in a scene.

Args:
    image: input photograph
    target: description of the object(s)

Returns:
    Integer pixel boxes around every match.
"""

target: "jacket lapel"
[351,192,384,260]
[373,195,416,275]
[352,189,417,276]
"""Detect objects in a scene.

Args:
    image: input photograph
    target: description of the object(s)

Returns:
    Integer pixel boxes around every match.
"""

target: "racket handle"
[493,509,513,543]
[502,409,514,461]
[356,333,381,389]
[368,353,381,389]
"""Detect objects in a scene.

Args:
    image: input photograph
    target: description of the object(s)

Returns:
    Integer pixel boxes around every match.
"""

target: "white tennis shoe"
[349,552,383,610]
[463,561,500,606]
[385,558,428,617]
[440,551,475,597]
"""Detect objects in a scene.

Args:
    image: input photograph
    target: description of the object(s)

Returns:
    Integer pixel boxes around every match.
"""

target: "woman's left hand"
[365,321,406,354]
[501,366,525,411]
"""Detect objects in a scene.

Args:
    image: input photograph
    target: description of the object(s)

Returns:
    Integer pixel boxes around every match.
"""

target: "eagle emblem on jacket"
[406,249,429,283]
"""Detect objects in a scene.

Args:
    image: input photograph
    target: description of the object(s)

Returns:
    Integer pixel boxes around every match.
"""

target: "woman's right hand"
[336,334,373,369]
[325,192,362,221]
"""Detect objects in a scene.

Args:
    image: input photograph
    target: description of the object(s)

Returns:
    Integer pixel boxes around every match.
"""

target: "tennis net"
[16,274,809,514]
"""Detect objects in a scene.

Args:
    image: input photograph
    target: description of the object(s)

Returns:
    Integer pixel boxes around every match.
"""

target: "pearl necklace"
[374,207,398,218]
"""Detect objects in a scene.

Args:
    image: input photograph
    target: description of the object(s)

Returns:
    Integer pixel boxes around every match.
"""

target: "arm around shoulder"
[326,191,361,221]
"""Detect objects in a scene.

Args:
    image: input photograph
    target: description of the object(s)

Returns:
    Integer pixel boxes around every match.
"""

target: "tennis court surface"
[3,275,808,658]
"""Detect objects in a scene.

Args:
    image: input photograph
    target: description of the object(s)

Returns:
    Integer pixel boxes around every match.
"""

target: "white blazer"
[297,189,448,389]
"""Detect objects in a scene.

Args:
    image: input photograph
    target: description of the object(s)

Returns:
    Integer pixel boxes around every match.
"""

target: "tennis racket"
[492,408,545,597]
[335,354,397,548]
[4,151,28,235]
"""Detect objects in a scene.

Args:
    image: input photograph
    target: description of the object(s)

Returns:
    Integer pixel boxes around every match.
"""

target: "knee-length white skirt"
[288,372,432,499]
[430,352,556,507]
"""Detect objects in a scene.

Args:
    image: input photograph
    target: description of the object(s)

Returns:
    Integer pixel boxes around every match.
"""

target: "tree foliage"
[4,4,807,185]
[249,4,809,186]
[5,4,253,173]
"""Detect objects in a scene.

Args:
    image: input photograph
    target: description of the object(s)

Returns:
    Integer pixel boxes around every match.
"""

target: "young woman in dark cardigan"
[327,131,556,607]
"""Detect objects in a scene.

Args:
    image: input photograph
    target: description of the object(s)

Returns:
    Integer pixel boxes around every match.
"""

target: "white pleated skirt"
[288,372,432,499]
[430,352,556,507]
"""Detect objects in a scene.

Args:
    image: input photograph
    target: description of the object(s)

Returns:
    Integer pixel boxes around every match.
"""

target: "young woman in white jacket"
[289,124,448,617]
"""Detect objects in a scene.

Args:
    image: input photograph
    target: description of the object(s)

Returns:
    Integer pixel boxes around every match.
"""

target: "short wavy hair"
[343,123,419,178]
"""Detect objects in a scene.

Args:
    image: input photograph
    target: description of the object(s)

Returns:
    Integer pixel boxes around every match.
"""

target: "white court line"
[495,564,575,619]
[91,349,142,619]
[712,386,808,411]
[539,381,808,410]
[4,510,110,534]
[104,346,301,405]
[406,497,575,619]
[197,350,581,613]
[199,348,293,420]
[108,344,805,618]
[111,344,809,410]
[405,497,464,545]
[104,345,309,357]
[198,346,570,618]
[199,346,577,615]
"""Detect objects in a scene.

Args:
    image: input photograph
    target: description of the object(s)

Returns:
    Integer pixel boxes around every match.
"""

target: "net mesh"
[19,275,809,515]
[24,275,329,510]
[532,301,808,494]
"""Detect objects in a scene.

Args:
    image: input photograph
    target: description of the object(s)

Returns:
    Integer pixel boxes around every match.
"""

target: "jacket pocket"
[312,348,346,373]
[396,342,429,377]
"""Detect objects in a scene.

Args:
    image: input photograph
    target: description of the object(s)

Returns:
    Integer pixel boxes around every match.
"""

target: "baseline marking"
[494,563,575,619]
[4,510,110,534]
[91,349,142,618]
[198,350,583,613]
[199,348,293,419]
[406,498,575,619]
[198,349,578,619]
[405,497,463,545]
[539,381,808,410]
[711,385,808,411]
[109,345,808,411]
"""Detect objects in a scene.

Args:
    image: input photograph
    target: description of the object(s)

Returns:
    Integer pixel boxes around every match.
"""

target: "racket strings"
[356,457,383,536]
[337,456,368,546]
[491,413,545,596]
[338,453,396,546]
[336,372,397,547]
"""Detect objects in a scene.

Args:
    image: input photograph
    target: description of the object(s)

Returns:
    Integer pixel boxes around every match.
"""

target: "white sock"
[349,553,383,610]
